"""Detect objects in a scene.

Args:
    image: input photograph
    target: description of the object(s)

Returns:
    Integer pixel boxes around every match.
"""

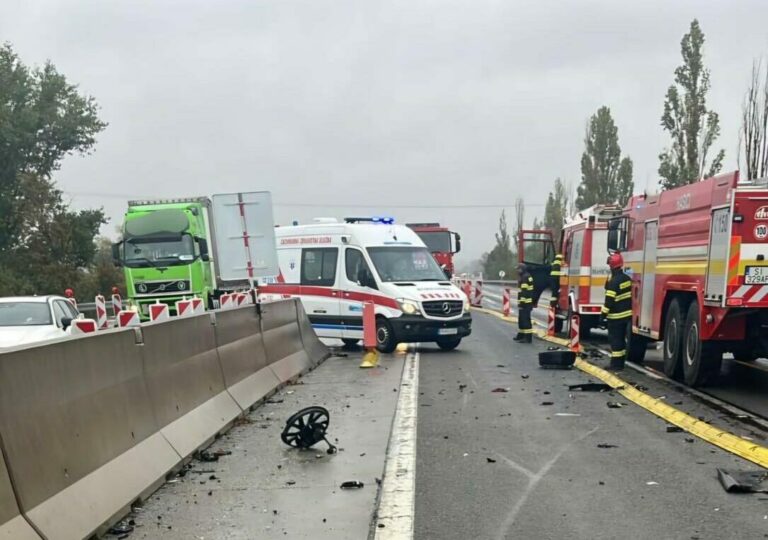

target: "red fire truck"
[406,223,461,278]
[608,171,768,386]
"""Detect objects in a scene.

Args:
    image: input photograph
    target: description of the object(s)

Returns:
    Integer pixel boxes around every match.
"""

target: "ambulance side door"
[299,247,342,338]
[339,247,378,339]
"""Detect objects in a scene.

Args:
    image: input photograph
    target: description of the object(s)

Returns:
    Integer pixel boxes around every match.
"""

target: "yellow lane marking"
[473,307,768,469]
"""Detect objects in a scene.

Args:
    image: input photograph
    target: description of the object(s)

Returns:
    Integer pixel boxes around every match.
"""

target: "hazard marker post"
[149,302,170,322]
[462,280,472,305]
[117,310,141,328]
[471,280,483,307]
[111,287,122,316]
[219,293,233,310]
[64,288,77,310]
[70,318,98,334]
[359,302,379,368]
[570,313,581,353]
[94,295,109,329]
[547,307,556,337]
[502,288,511,317]
[176,298,194,317]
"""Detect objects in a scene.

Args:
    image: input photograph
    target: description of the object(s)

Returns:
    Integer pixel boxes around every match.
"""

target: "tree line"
[482,19,766,279]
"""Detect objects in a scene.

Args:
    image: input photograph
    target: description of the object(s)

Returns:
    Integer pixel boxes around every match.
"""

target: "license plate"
[745,266,768,284]
[438,328,458,335]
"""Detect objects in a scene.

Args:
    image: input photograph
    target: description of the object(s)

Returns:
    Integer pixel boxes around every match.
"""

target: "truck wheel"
[376,318,397,353]
[663,299,684,379]
[436,336,462,350]
[627,325,648,365]
[341,339,360,349]
[682,300,722,387]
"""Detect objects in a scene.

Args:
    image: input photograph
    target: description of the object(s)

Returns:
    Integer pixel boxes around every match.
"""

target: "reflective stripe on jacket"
[601,271,632,320]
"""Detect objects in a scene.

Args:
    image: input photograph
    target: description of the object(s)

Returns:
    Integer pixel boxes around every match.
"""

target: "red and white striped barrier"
[111,294,122,316]
[471,280,483,307]
[70,318,98,334]
[149,302,170,322]
[234,292,249,307]
[117,310,141,328]
[462,280,472,303]
[502,288,511,316]
[570,314,581,353]
[94,295,108,329]
[547,307,556,337]
[219,293,234,310]
[176,297,206,317]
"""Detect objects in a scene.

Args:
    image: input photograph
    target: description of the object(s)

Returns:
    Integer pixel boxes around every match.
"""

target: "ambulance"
[259,217,472,352]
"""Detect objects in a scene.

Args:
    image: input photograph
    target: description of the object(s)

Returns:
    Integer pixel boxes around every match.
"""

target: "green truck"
[112,193,277,318]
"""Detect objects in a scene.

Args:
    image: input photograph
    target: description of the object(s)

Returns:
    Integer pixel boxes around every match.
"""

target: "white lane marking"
[374,348,419,539]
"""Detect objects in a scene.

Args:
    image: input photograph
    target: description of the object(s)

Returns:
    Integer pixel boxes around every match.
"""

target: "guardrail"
[0,298,328,539]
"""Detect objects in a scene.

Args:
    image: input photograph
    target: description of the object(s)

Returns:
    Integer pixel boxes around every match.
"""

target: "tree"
[658,19,724,189]
[0,43,108,297]
[544,178,569,245]
[740,59,768,180]
[575,106,634,210]
[482,210,517,279]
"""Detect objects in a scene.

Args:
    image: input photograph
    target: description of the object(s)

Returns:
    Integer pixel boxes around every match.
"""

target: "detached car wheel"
[436,336,462,350]
[376,318,397,353]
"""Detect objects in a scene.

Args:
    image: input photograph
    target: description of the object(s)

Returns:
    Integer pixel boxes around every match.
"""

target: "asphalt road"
[414,311,768,540]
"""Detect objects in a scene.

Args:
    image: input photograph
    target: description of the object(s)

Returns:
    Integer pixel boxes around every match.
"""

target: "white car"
[0,296,81,348]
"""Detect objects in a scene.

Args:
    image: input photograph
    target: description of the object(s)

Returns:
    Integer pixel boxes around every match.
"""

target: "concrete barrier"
[0,331,179,540]
[0,454,40,539]
[295,300,330,364]
[140,313,242,458]
[214,306,281,410]
[260,299,313,382]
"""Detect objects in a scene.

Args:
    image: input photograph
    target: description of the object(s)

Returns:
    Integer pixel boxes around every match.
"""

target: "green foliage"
[0,43,110,299]
[482,210,517,279]
[658,19,724,189]
[576,106,634,210]
[544,178,569,245]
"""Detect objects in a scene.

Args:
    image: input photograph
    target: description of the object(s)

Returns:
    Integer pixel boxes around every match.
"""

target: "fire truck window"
[301,248,338,287]
[345,248,375,288]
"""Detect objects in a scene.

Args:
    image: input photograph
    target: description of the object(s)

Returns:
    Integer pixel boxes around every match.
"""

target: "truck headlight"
[397,299,420,315]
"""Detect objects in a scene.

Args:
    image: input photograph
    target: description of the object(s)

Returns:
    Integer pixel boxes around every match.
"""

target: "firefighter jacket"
[602,270,632,320]
[550,258,563,293]
[518,272,534,308]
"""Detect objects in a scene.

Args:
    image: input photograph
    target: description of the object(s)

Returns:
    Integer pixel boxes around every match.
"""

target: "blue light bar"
[372,216,394,225]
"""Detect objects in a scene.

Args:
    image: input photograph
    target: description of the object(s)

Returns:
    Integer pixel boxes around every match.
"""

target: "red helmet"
[607,252,624,269]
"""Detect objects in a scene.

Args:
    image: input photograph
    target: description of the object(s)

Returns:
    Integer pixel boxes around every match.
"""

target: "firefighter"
[513,263,534,343]
[549,253,563,307]
[601,252,632,370]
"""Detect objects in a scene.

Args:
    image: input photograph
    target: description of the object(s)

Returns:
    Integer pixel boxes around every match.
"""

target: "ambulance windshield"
[367,247,446,282]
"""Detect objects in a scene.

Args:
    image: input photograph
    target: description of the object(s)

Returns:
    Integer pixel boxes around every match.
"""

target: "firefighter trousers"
[607,319,629,368]
[517,307,533,342]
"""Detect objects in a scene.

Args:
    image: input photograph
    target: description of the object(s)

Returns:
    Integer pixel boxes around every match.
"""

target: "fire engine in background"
[406,223,461,278]
[609,170,768,386]
[555,205,623,338]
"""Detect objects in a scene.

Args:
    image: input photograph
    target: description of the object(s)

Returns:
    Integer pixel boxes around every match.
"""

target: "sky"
[2,0,768,264]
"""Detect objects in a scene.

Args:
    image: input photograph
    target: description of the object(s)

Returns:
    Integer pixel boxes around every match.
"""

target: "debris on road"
[567,383,612,392]
[685,438,695,443]
[606,402,623,409]
[198,451,219,463]
[541,401,554,406]
[491,387,509,393]
[666,426,684,433]
[597,443,618,449]
[281,406,337,454]
[459,384,467,391]
[340,481,365,489]
[717,469,768,493]
[646,481,659,486]
[554,413,581,417]
[108,521,134,535]
[521,374,529,379]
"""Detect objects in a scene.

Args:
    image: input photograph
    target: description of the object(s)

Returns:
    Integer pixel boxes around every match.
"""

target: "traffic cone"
[359,302,379,368]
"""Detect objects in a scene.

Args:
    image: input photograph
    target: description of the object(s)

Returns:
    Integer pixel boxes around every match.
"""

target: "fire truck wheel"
[436,336,462,350]
[376,318,397,353]
[663,299,684,379]
[626,325,648,364]
[682,300,722,387]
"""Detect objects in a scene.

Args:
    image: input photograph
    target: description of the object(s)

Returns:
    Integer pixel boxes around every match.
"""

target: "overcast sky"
[2,0,768,263]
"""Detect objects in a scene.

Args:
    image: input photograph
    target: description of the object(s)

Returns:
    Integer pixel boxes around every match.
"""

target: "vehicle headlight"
[463,298,470,311]
[397,299,420,315]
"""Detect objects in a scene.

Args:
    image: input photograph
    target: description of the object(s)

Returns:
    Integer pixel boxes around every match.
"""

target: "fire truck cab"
[609,171,768,386]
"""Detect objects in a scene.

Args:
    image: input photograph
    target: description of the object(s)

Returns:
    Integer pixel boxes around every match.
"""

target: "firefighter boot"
[521,333,533,344]
[513,333,523,342]
[609,357,625,371]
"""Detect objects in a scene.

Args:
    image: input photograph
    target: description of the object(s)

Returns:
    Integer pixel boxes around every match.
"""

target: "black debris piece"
[541,401,554,406]
[198,451,219,463]
[597,443,618,449]
[567,383,612,392]
[213,450,231,458]
[496,364,505,368]
[459,384,467,392]
[486,457,497,463]
[716,469,768,493]
[340,481,365,489]
[332,352,349,358]
[286,480,296,486]
[491,387,509,393]
[606,402,623,409]
[546,346,560,351]
[632,383,649,392]
[108,521,134,535]
[685,438,695,443]
[543,391,550,395]
[207,490,212,496]
[521,374,530,379]
[666,426,684,433]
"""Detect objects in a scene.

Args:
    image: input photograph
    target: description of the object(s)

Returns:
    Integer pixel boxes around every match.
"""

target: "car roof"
[0,296,60,304]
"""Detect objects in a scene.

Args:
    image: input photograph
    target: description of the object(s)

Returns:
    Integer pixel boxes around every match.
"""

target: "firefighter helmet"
[607,252,624,269]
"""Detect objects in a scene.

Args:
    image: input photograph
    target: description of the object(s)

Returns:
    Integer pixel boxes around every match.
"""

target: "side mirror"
[360,271,376,289]
[453,233,462,254]
[607,218,627,251]
[61,317,73,331]
[198,238,210,261]
[111,242,123,267]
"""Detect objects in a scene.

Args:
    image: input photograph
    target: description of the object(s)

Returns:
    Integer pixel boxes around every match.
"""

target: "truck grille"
[422,300,463,318]
[135,280,191,295]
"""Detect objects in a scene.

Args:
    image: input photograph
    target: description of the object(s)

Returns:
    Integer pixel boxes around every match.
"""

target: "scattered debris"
[459,384,467,392]
[597,443,618,449]
[286,480,296,486]
[486,457,496,463]
[717,469,768,493]
[666,426,684,433]
[633,383,649,392]
[541,401,554,406]
[340,481,364,489]
[266,399,284,404]
[213,450,232,458]
[108,521,134,535]
[198,451,219,463]
[554,413,580,417]
[496,364,505,368]
[542,391,551,395]
[281,406,337,454]
[491,387,509,393]
[521,374,529,379]
[685,438,695,444]
[567,383,612,392]
[646,481,659,486]
[606,402,623,409]
[332,352,349,358]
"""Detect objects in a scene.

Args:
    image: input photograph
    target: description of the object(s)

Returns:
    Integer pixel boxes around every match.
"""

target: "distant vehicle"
[0,296,81,348]
[112,193,278,319]
[261,217,472,352]
[405,223,461,278]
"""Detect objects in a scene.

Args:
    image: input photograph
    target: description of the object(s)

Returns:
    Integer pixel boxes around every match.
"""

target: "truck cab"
[405,223,461,278]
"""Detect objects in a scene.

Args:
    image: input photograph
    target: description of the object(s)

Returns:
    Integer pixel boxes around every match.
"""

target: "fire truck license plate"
[745,266,768,284]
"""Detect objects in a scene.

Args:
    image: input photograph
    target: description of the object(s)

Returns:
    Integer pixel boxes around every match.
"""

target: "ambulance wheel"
[341,339,360,349]
[436,337,462,350]
[627,325,648,365]
[376,318,397,353]
[682,301,721,387]
[663,299,684,379]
